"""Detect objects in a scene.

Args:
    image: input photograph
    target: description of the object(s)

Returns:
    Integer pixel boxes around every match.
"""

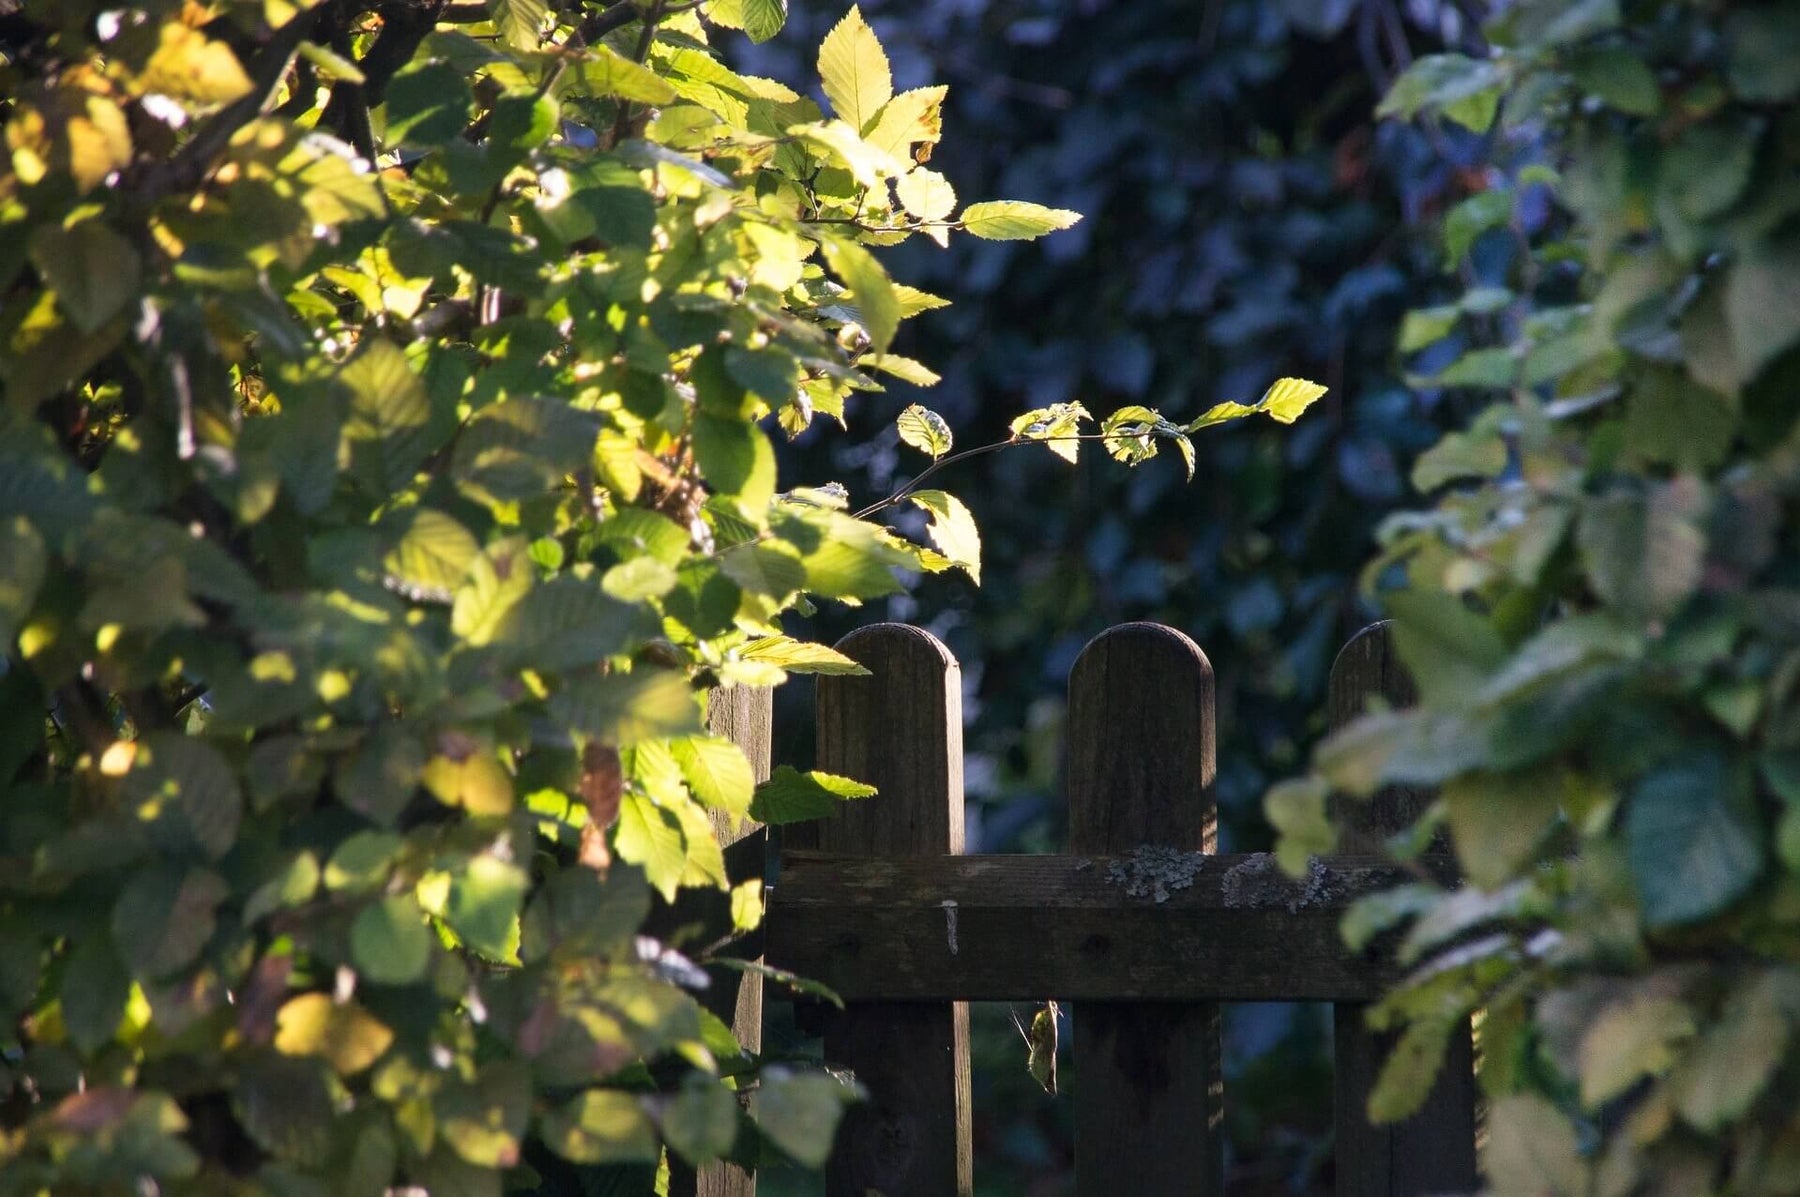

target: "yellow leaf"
[817,5,892,133]
[138,22,254,105]
[422,747,515,816]
[274,993,395,1074]
[1258,377,1329,423]
[865,85,946,159]
[896,167,956,222]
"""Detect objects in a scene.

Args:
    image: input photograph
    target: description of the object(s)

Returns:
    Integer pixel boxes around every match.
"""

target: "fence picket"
[1328,622,1478,1196]
[1067,623,1222,1197]
[805,624,973,1196]
[666,685,773,1197]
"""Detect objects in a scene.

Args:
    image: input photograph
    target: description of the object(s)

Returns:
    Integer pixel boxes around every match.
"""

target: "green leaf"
[487,0,547,51]
[351,895,432,986]
[1623,369,1734,472]
[1577,484,1704,620]
[28,218,141,334]
[1625,752,1764,927]
[1411,427,1507,491]
[1378,54,1504,132]
[1724,234,1800,384]
[907,489,980,583]
[442,855,529,961]
[751,1067,858,1169]
[749,765,876,825]
[112,865,229,978]
[242,850,320,924]
[615,791,688,902]
[0,515,45,646]
[1727,5,1800,102]
[1567,46,1661,115]
[1443,772,1560,891]
[1577,993,1694,1107]
[438,1063,531,1168]
[739,0,789,43]
[661,1076,741,1166]
[818,233,899,352]
[1367,1016,1458,1122]
[739,635,870,676]
[1481,1095,1588,1194]
[896,404,952,459]
[549,671,701,746]
[324,830,403,893]
[577,44,680,104]
[692,413,777,510]
[1662,117,1759,222]
[1444,190,1512,265]
[1398,304,1461,353]
[671,736,755,822]
[543,1089,658,1165]
[1265,775,1334,877]
[452,396,600,510]
[122,733,243,860]
[1384,589,1508,706]
[960,201,1083,241]
[61,935,130,1054]
[817,5,892,133]
[719,541,805,598]
[340,339,433,495]
[384,60,473,147]
[383,509,479,604]
[1668,972,1792,1131]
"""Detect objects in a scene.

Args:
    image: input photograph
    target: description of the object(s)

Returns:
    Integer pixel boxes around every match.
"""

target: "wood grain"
[1328,622,1477,1197]
[809,625,972,1197]
[764,851,1415,1001]
[1067,623,1222,1197]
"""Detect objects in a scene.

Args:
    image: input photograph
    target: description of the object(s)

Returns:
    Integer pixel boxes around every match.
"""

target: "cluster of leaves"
[735,3,1477,1187]
[1269,0,1800,1189]
[0,0,1215,1189]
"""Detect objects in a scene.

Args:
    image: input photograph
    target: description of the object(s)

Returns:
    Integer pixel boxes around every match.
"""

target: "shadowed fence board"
[806,625,972,1197]
[1067,623,1222,1197]
[765,851,1416,1000]
[1328,622,1478,1197]
[668,685,772,1197]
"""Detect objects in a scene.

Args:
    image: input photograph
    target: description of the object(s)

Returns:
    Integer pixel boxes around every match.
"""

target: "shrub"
[1271,0,1800,1187]
[0,2,1319,1189]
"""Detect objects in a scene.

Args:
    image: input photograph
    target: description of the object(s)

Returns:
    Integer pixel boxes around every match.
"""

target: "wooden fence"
[681,620,1478,1197]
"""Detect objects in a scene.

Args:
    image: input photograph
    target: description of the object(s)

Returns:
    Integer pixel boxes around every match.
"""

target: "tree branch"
[129,6,326,207]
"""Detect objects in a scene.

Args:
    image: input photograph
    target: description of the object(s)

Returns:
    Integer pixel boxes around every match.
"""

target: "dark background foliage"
[736,1,1484,1190]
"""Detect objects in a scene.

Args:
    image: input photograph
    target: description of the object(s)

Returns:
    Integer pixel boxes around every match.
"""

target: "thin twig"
[853,432,1138,519]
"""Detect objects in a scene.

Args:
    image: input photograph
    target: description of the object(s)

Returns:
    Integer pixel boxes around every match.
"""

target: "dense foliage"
[0,0,1329,1191]
[742,3,1477,1187]
[1271,0,1800,1190]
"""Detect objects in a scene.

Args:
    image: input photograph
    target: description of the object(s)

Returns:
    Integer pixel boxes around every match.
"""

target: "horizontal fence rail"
[766,850,1419,1002]
[747,620,1478,1197]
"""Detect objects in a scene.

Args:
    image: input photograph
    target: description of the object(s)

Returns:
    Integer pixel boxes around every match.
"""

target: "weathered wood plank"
[1067,623,1222,1197]
[668,685,772,1197]
[764,851,1412,1001]
[1328,622,1477,1197]
[809,625,972,1197]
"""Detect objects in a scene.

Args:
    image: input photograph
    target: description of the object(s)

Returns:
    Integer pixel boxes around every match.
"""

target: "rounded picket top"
[812,622,964,856]
[1327,619,1416,730]
[1066,621,1214,854]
